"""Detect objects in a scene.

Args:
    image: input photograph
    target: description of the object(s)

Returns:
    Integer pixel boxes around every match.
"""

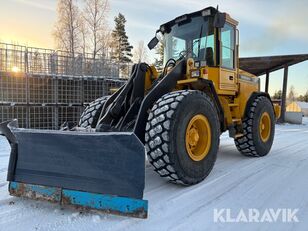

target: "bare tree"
[79,18,89,57]
[83,0,110,59]
[288,85,296,102]
[53,0,81,56]
[99,30,112,59]
[133,40,148,63]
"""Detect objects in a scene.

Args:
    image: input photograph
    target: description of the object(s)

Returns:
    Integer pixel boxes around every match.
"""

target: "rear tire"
[235,96,275,157]
[145,90,220,185]
[79,96,109,128]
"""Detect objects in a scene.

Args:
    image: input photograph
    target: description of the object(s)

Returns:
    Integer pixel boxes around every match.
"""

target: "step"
[235,133,244,138]
[232,118,241,123]
[228,103,239,107]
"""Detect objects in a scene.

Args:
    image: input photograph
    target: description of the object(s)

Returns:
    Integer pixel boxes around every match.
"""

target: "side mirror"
[147,37,159,50]
[213,12,226,28]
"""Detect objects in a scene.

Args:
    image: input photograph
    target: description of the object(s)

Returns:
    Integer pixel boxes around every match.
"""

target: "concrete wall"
[285,112,303,124]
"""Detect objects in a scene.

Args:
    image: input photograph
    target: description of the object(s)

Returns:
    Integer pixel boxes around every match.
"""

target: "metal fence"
[0,43,128,129]
[0,43,133,77]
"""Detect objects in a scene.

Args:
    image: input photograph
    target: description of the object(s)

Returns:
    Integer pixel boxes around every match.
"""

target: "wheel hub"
[185,114,211,161]
[188,127,200,146]
[259,112,271,142]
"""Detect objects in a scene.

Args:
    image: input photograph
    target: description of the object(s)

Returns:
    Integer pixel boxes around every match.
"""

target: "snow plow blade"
[0,120,148,218]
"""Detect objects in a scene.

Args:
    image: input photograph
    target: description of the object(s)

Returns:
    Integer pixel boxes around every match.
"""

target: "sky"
[0,0,308,95]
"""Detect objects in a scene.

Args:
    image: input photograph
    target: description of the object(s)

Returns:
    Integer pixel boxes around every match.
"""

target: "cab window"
[221,23,235,69]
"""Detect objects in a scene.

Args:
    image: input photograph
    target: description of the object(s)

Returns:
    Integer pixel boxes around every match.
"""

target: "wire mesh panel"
[0,105,28,128]
[0,42,131,129]
[29,106,55,129]
[29,75,55,104]
[103,79,126,95]
[83,54,120,77]
[83,78,126,104]
[58,106,83,127]
[0,43,27,73]
[0,73,27,104]
[0,43,128,77]
[83,77,105,104]
[56,51,83,76]
[27,47,55,75]
[58,76,83,105]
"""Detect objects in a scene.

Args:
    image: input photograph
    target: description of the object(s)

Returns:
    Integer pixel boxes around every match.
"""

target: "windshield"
[163,16,215,66]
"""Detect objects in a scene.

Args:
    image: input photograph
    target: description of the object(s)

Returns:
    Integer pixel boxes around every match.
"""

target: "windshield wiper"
[197,24,203,58]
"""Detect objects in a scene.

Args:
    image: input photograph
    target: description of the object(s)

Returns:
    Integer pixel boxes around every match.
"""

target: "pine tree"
[304,90,308,102]
[111,13,133,73]
[298,95,304,102]
[273,90,282,100]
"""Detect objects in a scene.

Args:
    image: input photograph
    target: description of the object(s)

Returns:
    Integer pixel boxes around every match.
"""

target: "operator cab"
[148,7,239,93]
[162,12,216,67]
[149,7,238,69]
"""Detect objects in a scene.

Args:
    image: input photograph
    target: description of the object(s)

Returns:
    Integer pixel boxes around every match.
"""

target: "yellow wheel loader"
[0,7,279,218]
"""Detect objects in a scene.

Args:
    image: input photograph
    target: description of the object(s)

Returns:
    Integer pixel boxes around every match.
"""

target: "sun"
[12,66,20,73]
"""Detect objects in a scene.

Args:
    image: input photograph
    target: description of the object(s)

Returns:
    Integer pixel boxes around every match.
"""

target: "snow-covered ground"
[1,119,308,231]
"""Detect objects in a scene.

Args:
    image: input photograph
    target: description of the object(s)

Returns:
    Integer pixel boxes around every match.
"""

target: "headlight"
[175,15,188,24]
[160,26,166,33]
[191,70,200,78]
[202,9,212,17]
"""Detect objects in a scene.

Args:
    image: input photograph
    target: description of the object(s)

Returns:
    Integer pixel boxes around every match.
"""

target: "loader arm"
[134,59,186,143]
[96,63,147,131]
[94,59,186,143]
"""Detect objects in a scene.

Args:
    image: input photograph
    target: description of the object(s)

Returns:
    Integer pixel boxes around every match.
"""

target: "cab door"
[219,22,238,93]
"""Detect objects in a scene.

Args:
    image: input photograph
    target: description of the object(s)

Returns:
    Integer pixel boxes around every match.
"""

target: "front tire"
[235,96,275,157]
[79,96,109,128]
[145,90,220,185]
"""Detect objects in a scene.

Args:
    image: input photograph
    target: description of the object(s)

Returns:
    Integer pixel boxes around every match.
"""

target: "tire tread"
[79,96,108,128]
[235,96,272,157]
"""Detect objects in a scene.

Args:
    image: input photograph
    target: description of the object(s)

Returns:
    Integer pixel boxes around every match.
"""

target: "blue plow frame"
[9,182,148,218]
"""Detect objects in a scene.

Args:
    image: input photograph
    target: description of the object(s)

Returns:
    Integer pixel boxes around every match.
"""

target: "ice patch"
[92,215,101,223]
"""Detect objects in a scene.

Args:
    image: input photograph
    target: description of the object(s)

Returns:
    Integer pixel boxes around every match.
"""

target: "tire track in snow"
[112,164,271,231]
[0,182,7,188]
[0,155,9,159]
[145,131,307,203]
[139,133,308,231]
[0,197,14,207]
[0,199,59,227]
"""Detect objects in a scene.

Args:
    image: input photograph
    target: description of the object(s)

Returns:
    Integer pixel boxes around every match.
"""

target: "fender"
[244,92,273,117]
[196,79,226,133]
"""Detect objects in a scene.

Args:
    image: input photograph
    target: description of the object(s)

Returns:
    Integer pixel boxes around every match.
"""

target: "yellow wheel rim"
[259,112,271,142]
[185,114,211,161]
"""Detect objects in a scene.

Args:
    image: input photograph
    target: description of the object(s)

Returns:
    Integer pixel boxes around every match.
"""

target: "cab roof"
[159,7,238,33]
